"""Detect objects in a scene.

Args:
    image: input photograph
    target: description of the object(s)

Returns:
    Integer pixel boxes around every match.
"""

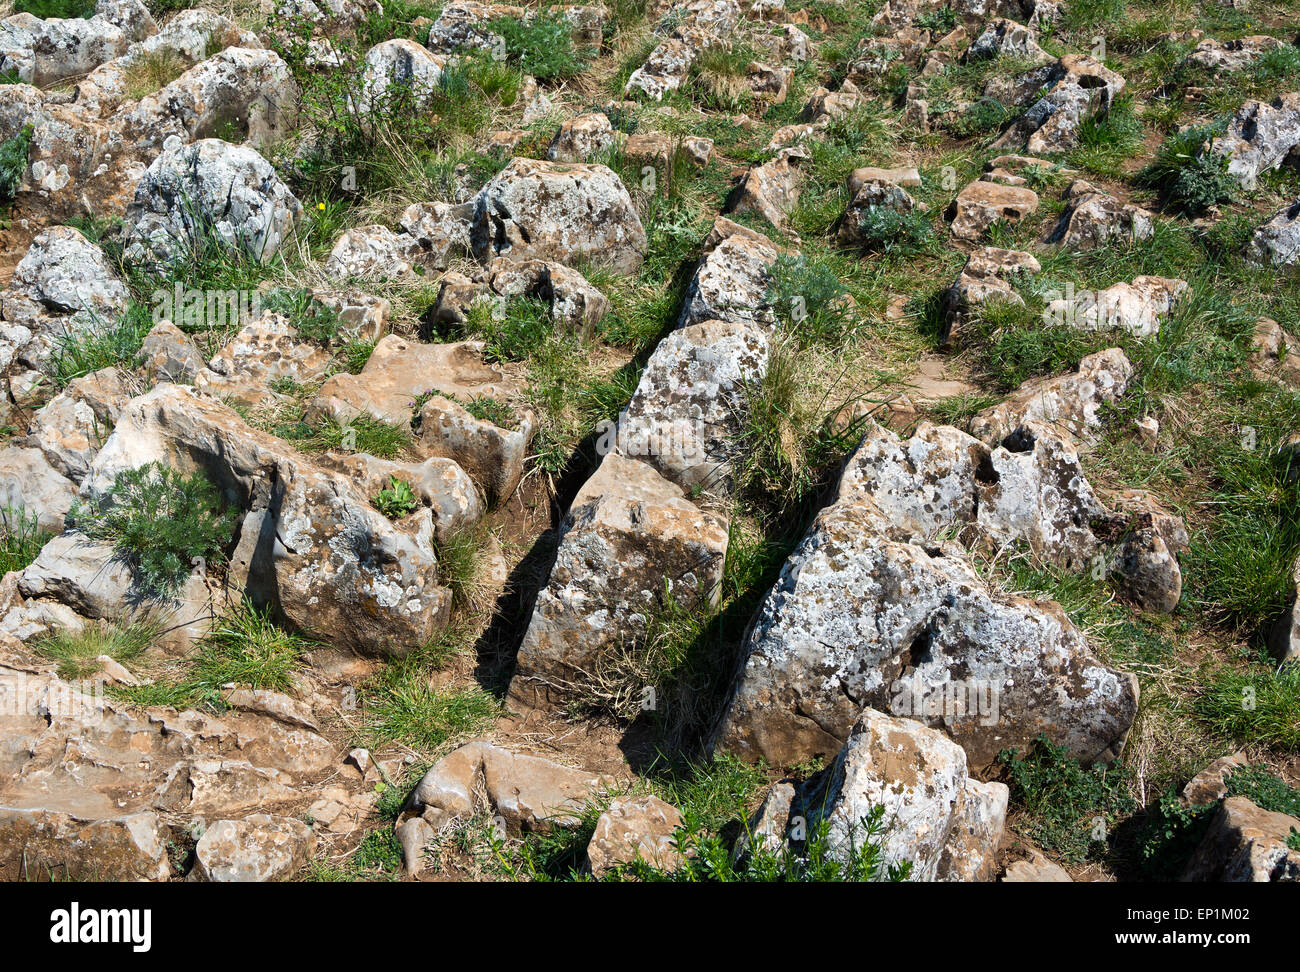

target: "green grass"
[51,302,154,387]
[435,523,490,611]
[68,462,238,598]
[489,12,595,83]
[14,0,96,18]
[358,678,499,754]
[1136,121,1237,215]
[0,506,51,575]
[111,601,315,709]
[271,411,412,460]
[1069,97,1144,178]
[1197,658,1300,752]
[32,618,160,680]
[736,337,869,518]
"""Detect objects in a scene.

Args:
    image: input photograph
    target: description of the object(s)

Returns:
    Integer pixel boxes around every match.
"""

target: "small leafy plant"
[999,734,1137,864]
[373,476,419,519]
[0,124,33,211]
[69,462,238,597]
[1138,121,1237,215]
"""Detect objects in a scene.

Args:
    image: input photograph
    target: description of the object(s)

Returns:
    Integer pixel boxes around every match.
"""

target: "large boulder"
[1245,198,1300,266]
[355,38,449,115]
[1210,92,1300,191]
[122,138,303,267]
[614,319,769,496]
[509,453,729,706]
[80,385,452,655]
[0,660,335,881]
[470,158,647,274]
[190,815,316,882]
[991,54,1126,154]
[752,708,1007,881]
[677,220,779,329]
[119,48,298,152]
[1182,797,1300,882]
[711,424,1141,771]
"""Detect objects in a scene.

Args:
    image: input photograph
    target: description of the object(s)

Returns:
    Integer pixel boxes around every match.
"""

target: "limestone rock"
[470,158,647,274]
[412,740,607,833]
[190,814,315,882]
[586,795,686,877]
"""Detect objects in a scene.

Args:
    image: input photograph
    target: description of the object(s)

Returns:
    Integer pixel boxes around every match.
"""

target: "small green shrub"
[1225,766,1300,817]
[949,98,1014,138]
[848,206,932,255]
[0,124,33,210]
[489,13,593,82]
[999,735,1138,864]
[15,0,96,19]
[69,462,238,597]
[765,254,852,346]
[1138,122,1237,215]
[1131,790,1215,880]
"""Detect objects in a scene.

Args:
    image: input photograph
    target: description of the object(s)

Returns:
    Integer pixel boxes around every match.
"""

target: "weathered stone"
[0,446,78,533]
[614,319,769,496]
[1047,180,1154,250]
[356,38,448,114]
[470,158,647,274]
[712,427,1139,771]
[1188,35,1285,72]
[323,225,424,279]
[415,394,535,505]
[678,221,779,329]
[1044,276,1186,338]
[727,145,808,230]
[123,138,302,267]
[1182,797,1300,881]
[412,740,607,833]
[942,246,1040,345]
[1245,198,1300,266]
[82,385,452,655]
[316,452,483,540]
[510,453,729,705]
[970,347,1133,445]
[1182,751,1249,806]
[797,708,1007,881]
[586,794,685,877]
[119,48,298,152]
[139,321,205,384]
[190,814,315,882]
[547,112,618,162]
[992,54,1126,153]
[1210,92,1300,190]
[22,367,134,482]
[948,180,1038,241]
[306,335,516,430]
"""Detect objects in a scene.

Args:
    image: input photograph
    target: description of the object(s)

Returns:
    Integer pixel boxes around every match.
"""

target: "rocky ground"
[0,0,1299,883]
